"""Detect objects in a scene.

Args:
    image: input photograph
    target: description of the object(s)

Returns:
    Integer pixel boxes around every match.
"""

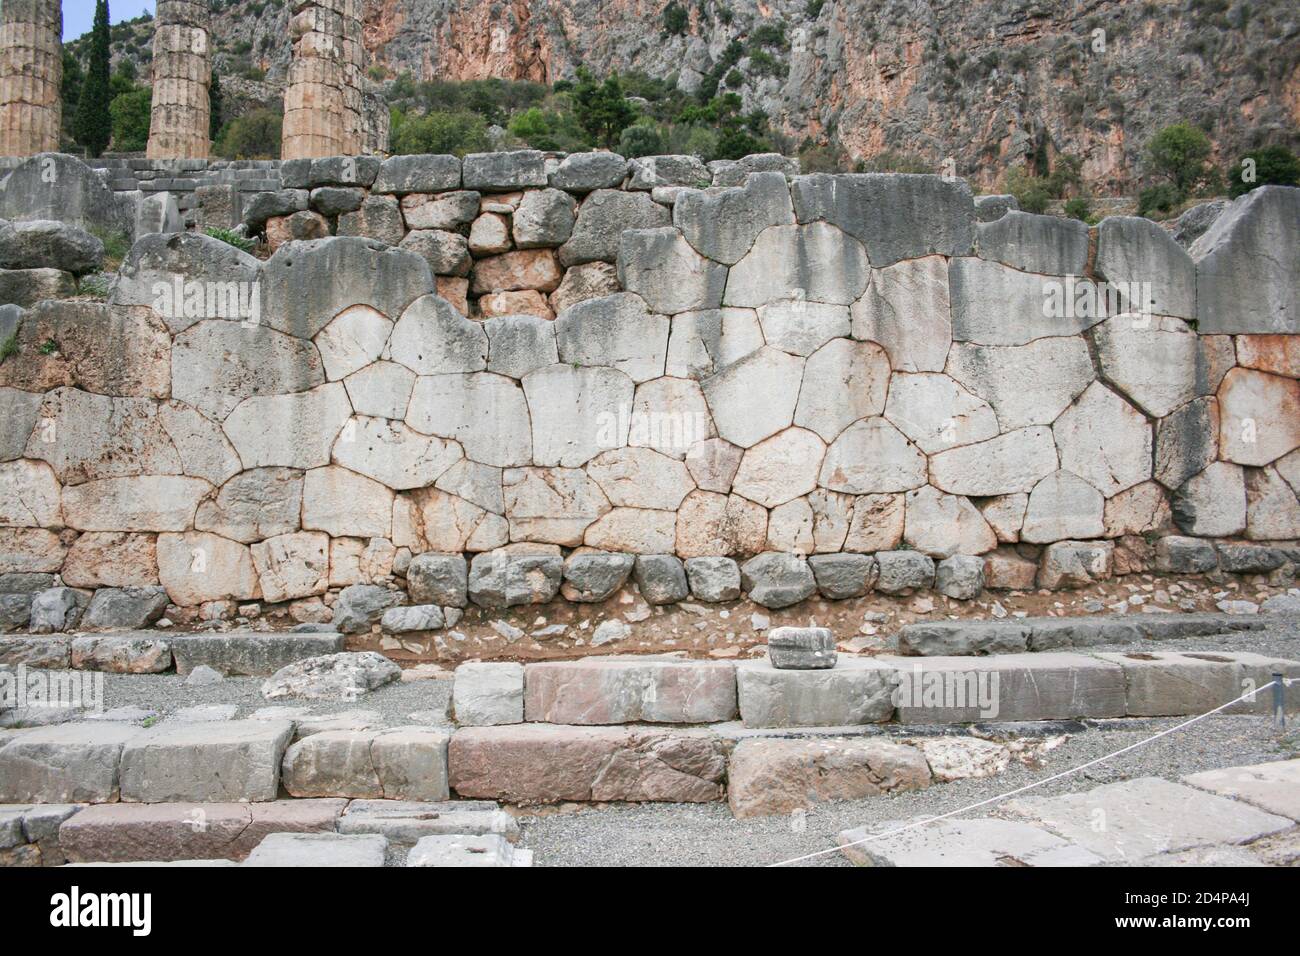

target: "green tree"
[573,68,635,148]
[1146,122,1212,194]
[1226,144,1300,197]
[391,110,490,156]
[110,87,152,152]
[213,108,283,159]
[663,2,688,35]
[209,71,224,142]
[74,0,113,157]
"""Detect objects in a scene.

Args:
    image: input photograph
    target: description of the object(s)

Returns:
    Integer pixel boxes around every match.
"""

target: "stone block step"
[896,612,1266,656]
[0,803,79,866]
[1096,650,1300,716]
[336,799,520,848]
[735,658,896,729]
[1182,758,1300,821]
[0,722,140,803]
[882,653,1128,723]
[998,776,1294,864]
[171,631,345,676]
[242,831,387,867]
[59,799,346,863]
[280,727,450,800]
[406,833,532,867]
[119,719,295,803]
[448,725,729,804]
[523,658,737,725]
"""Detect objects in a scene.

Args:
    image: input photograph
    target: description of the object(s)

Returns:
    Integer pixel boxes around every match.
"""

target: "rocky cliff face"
[103,0,1299,190]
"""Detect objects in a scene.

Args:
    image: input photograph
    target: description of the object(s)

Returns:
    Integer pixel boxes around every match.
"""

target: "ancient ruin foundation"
[281,0,367,160]
[146,0,212,160]
[0,0,62,156]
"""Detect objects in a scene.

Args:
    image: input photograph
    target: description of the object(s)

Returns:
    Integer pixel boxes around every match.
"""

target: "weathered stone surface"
[673,171,794,264]
[511,187,576,249]
[250,532,329,603]
[406,832,531,867]
[0,220,103,274]
[449,725,728,803]
[0,459,59,527]
[400,190,480,230]
[117,719,293,803]
[282,726,450,800]
[627,155,711,190]
[736,657,897,727]
[874,550,936,594]
[193,469,301,544]
[792,339,890,442]
[935,554,986,600]
[0,528,65,573]
[1103,481,1171,537]
[453,662,524,726]
[331,584,402,635]
[903,486,998,558]
[1038,540,1114,589]
[838,816,1101,867]
[467,546,563,608]
[559,549,634,602]
[309,186,366,217]
[480,313,556,380]
[1183,759,1300,822]
[1021,470,1105,542]
[503,466,609,545]
[725,222,868,307]
[897,620,1030,656]
[58,533,156,589]
[1192,186,1298,334]
[1095,651,1239,717]
[792,173,974,266]
[60,799,346,863]
[1172,460,1247,537]
[80,585,171,629]
[631,554,688,605]
[0,635,67,667]
[559,189,670,266]
[1002,776,1293,863]
[373,154,461,194]
[700,346,803,449]
[381,604,445,634]
[406,552,468,607]
[808,553,876,599]
[767,626,836,669]
[171,631,344,676]
[1245,467,1300,540]
[1154,535,1218,573]
[731,428,824,508]
[1155,396,1219,490]
[1096,216,1197,319]
[1051,383,1152,497]
[684,556,741,601]
[740,552,816,608]
[618,227,726,315]
[882,371,997,455]
[1217,367,1300,467]
[155,531,259,606]
[666,307,765,379]
[975,211,1088,276]
[577,505,669,554]
[554,293,669,383]
[69,633,172,673]
[842,493,904,552]
[820,418,927,494]
[463,150,546,191]
[244,189,308,229]
[243,831,387,867]
[1236,334,1300,378]
[929,427,1059,497]
[522,364,633,468]
[0,722,139,803]
[729,737,930,818]
[224,383,352,469]
[549,152,628,192]
[408,372,532,469]
[950,257,1106,346]
[549,260,621,314]
[946,337,1094,430]
[525,658,737,724]
[262,651,401,701]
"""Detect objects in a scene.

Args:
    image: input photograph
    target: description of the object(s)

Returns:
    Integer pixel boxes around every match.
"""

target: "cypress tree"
[209,71,224,142]
[73,0,113,157]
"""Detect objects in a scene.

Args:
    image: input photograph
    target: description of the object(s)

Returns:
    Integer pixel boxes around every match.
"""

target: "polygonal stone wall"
[0,150,1297,618]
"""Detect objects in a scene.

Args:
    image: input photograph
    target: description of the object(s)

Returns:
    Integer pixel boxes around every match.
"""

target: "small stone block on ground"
[241,831,388,867]
[766,626,837,670]
[405,832,532,867]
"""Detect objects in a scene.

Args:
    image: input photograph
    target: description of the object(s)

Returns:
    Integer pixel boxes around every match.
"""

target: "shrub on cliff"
[1225,144,1300,197]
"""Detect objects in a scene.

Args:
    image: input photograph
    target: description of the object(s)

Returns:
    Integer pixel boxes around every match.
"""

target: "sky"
[63,1,156,42]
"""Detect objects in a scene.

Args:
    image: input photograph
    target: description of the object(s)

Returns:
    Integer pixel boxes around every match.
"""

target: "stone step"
[896,612,1266,656]
[448,724,729,804]
[119,719,295,803]
[735,657,896,728]
[171,631,345,676]
[242,831,388,867]
[522,658,737,725]
[336,799,520,849]
[280,727,450,800]
[1097,650,1300,716]
[406,833,533,867]
[58,799,346,863]
[0,803,79,866]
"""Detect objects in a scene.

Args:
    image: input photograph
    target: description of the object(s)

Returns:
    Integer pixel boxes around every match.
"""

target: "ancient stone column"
[147,0,212,159]
[0,0,63,156]
[281,0,366,159]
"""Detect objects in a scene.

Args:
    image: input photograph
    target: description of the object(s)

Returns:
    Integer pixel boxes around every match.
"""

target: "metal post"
[1273,672,1285,732]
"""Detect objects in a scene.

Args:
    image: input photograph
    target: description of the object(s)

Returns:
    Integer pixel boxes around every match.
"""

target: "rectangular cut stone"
[896,621,1030,656]
[119,719,295,803]
[839,817,1104,867]
[281,727,450,801]
[59,799,347,862]
[448,725,729,804]
[0,722,140,803]
[736,658,897,728]
[1174,651,1300,715]
[170,631,344,676]
[69,633,173,673]
[0,636,69,668]
[523,658,737,724]
[406,832,531,867]
[766,626,837,669]
[337,799,519,848]
[452,662,524,726]
[1182,759,1300,822]
[728,737,931,818]
[242,832,387,867]
[1094,651,1240,716]
[1001,777,1293,863]
[882,653,1126,723]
